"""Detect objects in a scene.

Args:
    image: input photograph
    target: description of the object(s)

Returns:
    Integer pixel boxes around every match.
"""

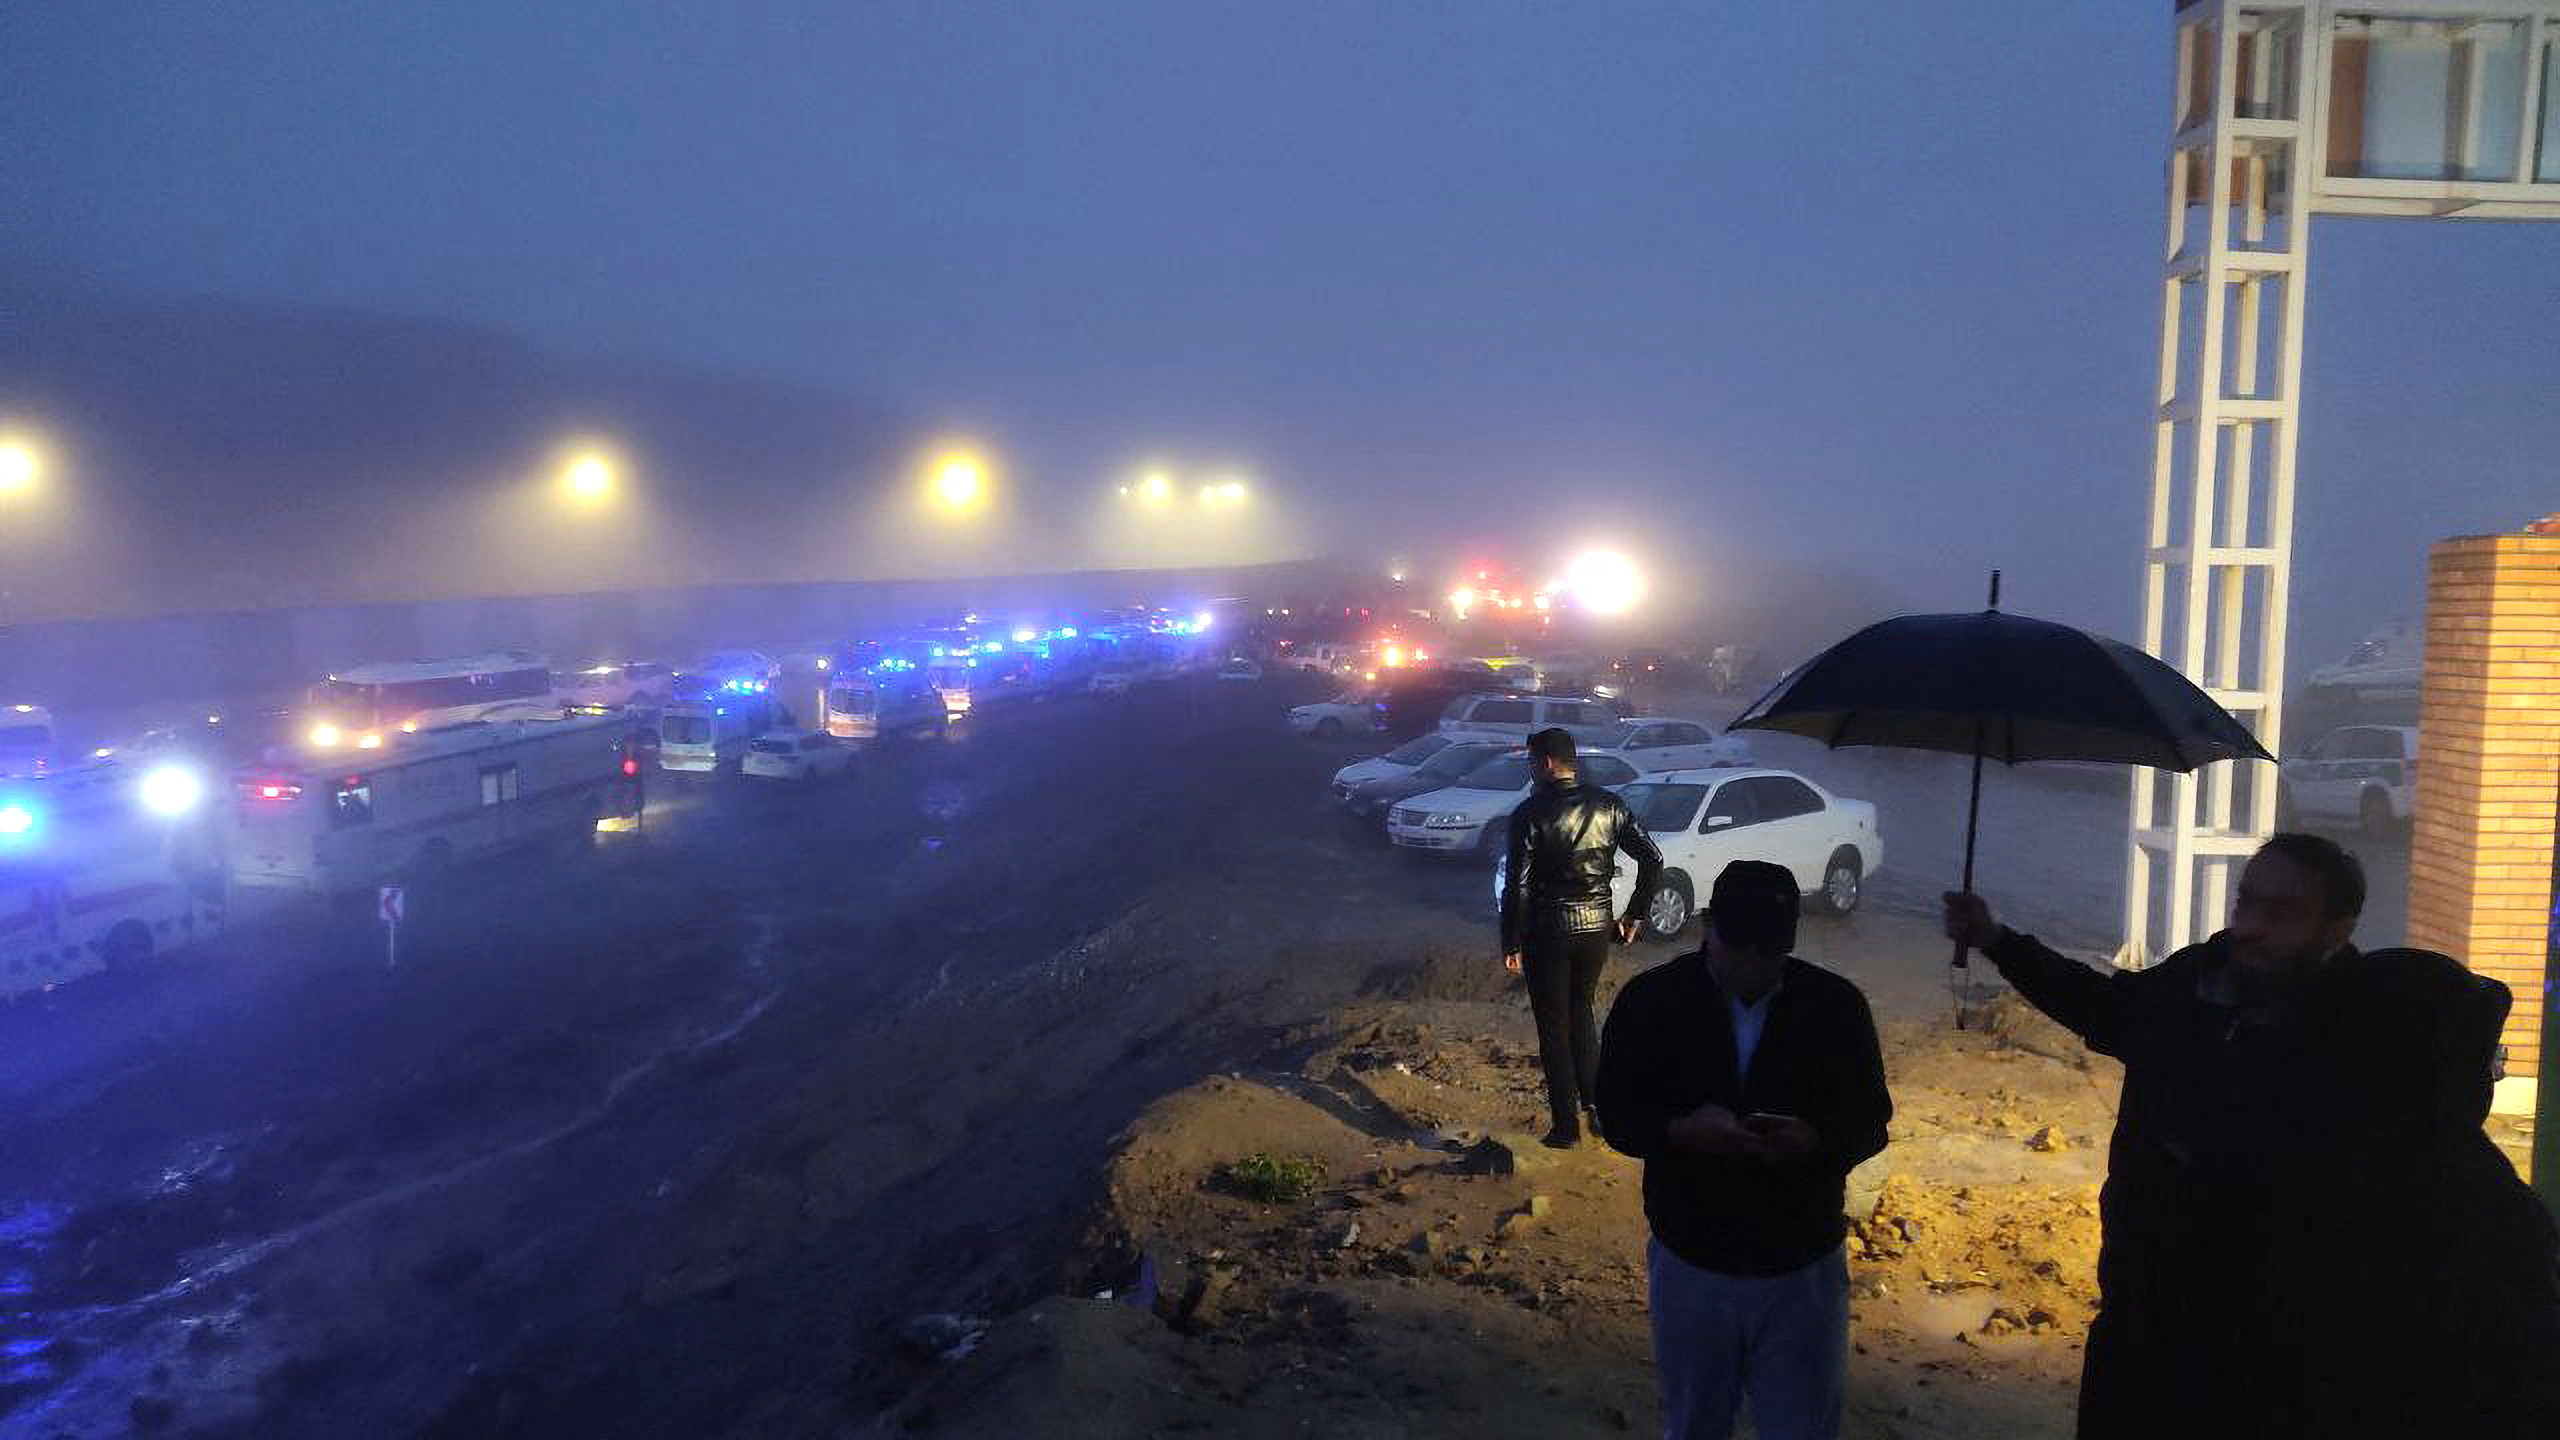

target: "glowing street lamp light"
[927,449,991,517]
[1563,549,1645,616]
[0,432,45,500]
[558,451,619,506]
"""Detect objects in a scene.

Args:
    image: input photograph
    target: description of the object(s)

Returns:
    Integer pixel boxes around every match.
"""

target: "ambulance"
[1,760,227,998]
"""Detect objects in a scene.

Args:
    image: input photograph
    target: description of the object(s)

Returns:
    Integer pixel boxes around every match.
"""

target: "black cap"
[1708,860,1798,954]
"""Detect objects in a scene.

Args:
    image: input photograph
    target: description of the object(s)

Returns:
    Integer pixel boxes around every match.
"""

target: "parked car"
[1490,767,1882,938]
[1090,666,1141,697]
[740,729,855,782]
[1584,718,1749,773]
[1218,657,1263,683]
[1437,692,1625,745]
[1388,749,1643,856]
[1289,693,1383,737]
[1340,739,1513,820]
[2279,724,2418,835]
[1329,733,1456,795]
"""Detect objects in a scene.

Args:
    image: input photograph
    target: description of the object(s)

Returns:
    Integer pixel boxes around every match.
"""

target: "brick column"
[2407,534,2560,1123]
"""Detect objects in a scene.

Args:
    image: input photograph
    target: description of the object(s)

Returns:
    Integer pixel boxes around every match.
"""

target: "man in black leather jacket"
[1500,727,1663,1148]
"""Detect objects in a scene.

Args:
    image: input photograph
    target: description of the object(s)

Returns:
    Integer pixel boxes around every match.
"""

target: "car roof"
[753,728,811,739]
[1640,765,1804,786]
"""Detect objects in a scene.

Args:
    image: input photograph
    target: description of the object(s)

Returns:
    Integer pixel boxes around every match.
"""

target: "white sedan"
[1289,694,1384,737]
[740,729,855,782]
[1387,749,1643,856]
[1492,767,1882,939]
[1330,733,1457,794]
[1584,717,1750,773]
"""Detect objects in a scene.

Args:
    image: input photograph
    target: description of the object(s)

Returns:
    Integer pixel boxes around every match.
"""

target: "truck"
[227,711,643,897]
[2,760,227,998]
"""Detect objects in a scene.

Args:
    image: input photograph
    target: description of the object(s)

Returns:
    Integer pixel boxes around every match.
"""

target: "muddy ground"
[0,667,2448,1438]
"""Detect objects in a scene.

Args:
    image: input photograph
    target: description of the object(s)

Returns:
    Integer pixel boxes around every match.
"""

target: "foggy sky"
[4,1,2553,668]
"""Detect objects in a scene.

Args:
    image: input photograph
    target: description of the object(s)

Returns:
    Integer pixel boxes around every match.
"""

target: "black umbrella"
[1729,574,2268,1004]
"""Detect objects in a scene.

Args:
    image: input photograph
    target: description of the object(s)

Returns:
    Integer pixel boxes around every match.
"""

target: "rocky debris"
[1330,1220,1362,1251]
[1526,1194,1553,1220]
[1464,1132,1562,1176]
[2025,1126,2068,1153]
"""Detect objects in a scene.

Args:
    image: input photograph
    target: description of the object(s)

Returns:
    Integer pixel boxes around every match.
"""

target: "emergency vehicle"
[1,761,227,998]
[0,703,58,779]
[303,652,557,752]
[229,711,642,897]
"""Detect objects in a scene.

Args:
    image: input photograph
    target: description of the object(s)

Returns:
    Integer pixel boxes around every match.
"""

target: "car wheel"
[1476,820,1508,857]
[1315,717,1343,738]
[101,919,154,972]
[1643,870,1694,941]
[2359,787,2396,838]
[1817,849,1863,916]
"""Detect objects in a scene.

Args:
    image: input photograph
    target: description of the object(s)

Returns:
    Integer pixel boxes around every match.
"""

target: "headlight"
[1425,812,1476,828]
[0,804,34,836]
[140,765,203,816]
[308,722,341,747]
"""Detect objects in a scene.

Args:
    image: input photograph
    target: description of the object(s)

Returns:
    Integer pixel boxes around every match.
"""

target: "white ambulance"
[1,761,227,998]
[228,711,642,897]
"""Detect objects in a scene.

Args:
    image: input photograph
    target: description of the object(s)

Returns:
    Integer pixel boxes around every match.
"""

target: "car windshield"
[0,725,50,747]
[1381,735,1452,765]
[1620,783,1708,833]
[1413,744,1501,782]
[1452,755,1532,791]
[750,738,793,754]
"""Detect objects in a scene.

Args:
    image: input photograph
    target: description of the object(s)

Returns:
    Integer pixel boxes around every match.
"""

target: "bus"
[303,652,556,753]
[228,711,642,897]
[2,761,227,998]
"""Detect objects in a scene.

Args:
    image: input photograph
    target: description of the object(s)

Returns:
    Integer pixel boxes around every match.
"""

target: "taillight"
[622,757,639,776]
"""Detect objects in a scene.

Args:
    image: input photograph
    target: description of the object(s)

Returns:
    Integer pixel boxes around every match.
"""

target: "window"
[330,779,374,828]
[1702,782,1757,831]
[751,738,794,755]
[1670,724,1712,746]
[1382,735,1453,765]
[478,764,519,806]
[1456,755,1534,791]
[1623,725,1664,749]
[1415,744,1501,782]
[1583,756,1637,786]
[0,725,50,747]
[662,715,712,745]
[1472,700,1534,726]
[1750,776,1824,820]
[1546,703,1603,727]
[829,687,873,713]
[1623,783,1707,833]
[2305,731,2348,761]
[799,736,830,753]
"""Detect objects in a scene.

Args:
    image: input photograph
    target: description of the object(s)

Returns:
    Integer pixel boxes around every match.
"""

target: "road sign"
[378,886,406,924]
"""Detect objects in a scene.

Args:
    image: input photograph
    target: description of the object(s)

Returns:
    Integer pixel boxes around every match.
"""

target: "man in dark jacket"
[1943,832,2371,1439]
[1500,726,1663,1148]
[1598,860,1892,1440]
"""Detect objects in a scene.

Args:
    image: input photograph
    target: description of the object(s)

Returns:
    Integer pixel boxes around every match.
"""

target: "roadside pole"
[2538,784,2559,1221]
[379,884,405,970]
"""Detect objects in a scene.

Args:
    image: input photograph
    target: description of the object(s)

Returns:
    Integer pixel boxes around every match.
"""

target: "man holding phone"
[1596,860,1892,1440]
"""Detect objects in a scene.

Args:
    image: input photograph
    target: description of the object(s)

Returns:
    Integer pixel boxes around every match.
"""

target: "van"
[1436,692,1626,745]
[658,696,776,773]
[824,673,945,740]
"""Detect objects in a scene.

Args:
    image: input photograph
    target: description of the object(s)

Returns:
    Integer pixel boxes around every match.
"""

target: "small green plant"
[1216,1152,1325,1204]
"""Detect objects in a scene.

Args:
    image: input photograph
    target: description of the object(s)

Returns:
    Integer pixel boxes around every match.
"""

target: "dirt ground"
[883,906,2136,1439]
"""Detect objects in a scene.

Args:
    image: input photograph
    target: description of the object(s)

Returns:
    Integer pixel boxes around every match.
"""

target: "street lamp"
[560,451,616,505]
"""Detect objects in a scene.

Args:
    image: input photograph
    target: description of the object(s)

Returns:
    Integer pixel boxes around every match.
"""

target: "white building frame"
[2128,0,2560,962]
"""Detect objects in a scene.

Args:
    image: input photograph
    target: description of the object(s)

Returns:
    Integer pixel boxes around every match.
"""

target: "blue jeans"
[1647,1237,1849,1440]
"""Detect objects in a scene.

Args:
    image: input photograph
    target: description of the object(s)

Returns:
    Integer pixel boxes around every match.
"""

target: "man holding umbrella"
[1945,835,2363,1438]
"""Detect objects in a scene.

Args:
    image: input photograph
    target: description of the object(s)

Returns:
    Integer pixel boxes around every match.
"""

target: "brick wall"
[2407,534,2560,1086]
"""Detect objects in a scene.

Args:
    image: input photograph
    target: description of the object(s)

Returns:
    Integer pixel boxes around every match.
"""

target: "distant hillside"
[0,273,912,620]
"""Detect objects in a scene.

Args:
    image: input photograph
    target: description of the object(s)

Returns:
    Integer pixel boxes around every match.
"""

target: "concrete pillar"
[2407,533,2560,1151]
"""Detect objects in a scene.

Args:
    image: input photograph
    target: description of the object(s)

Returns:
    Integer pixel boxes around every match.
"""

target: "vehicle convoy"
[1387,748,1643,855]
[228,711,643,898]
[1492,767,1882,937]
[1,761,227,997]
[741,729,854,783]
[303,652,556,752]
[2280,723,2419,835]
[1338,739,1512,820]
[0,703,60,778]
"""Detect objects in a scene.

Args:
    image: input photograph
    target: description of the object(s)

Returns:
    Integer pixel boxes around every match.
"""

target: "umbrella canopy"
[1729,609,2269,771]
